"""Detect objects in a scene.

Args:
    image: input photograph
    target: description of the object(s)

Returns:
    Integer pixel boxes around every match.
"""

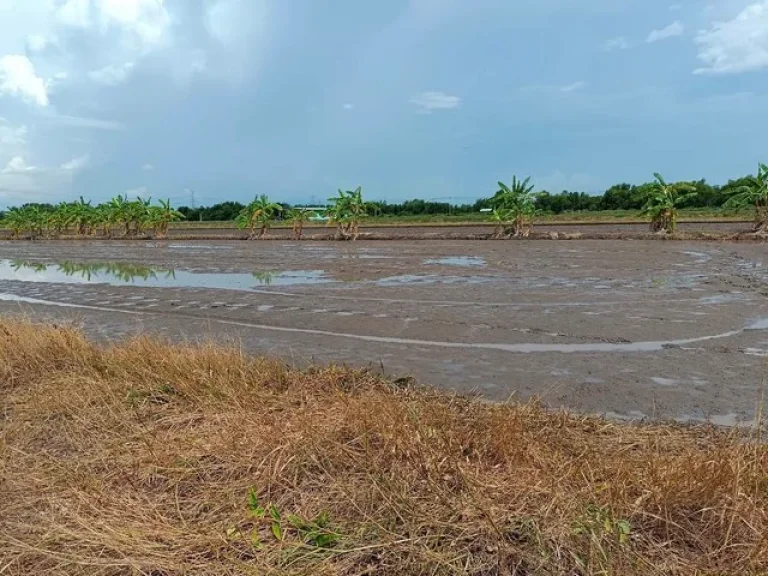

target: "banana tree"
[723,163,768,233]
[63,197,97,237]
[490,207,512,239]
[3,208,32,239]
[492,176,538,237]
[127,197,152,236]
[288,207,312,240]
[45,203,69,238]
[146,199,184,239]
[99,197,129,238]
[641,173,696,233]
[326,186,368,240]
[236,195,282,239]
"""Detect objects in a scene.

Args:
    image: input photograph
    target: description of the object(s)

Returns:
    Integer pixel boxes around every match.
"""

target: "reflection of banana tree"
[252,271,274,286]
[12,260,175,283]
[11,260,48,272]
[58,261,98,281]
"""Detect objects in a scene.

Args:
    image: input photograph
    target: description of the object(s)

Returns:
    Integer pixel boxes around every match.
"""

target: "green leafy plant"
[641,173,696,233]
[146,198,185,239]
[288,207,312,240]
[490,207,512,239]
[326,186,368,240]
[243,489,342,551]
[237,195,283,239]
[723,163,768,233]
[572,504,632,574]
[492,176,539,237]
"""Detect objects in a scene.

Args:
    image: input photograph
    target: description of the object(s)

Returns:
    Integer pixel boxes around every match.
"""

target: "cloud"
[343,103,354,110]
[54,114,126,131]
[0,118,28,147]
[561,81,587,93]
[56,0,171,50]
[604,36,629,51]
[142,163,154,170]
[26,34,55,53]
[60,154,90,171]
[89,62,135,85]
[647,21,684,43]
[2,156,37,174]
[694,1,768,75]
[0,55,49,106]
[410,91,461,113]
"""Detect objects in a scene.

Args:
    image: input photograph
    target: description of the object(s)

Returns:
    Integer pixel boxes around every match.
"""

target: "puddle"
[651,377,680,387]
[4,287,768,356]
[682,250,712,264]
[376,274,492,286]
[699,294,748,304]
[168,245,231,251]
[424,256,487,267]
[0,260,333,290]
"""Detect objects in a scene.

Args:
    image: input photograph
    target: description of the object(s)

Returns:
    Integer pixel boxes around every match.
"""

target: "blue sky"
[0,0,766,207]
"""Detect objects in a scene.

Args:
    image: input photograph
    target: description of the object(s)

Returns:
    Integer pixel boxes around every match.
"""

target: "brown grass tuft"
[1,319,766,575]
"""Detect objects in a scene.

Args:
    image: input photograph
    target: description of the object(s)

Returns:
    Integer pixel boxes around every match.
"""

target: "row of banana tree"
[4,166,768,240]
[1,196,184,240]
[490,163,768,236]
[236,186,370,240]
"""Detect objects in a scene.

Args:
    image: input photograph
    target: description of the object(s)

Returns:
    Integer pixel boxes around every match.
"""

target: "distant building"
[296,206,330,221]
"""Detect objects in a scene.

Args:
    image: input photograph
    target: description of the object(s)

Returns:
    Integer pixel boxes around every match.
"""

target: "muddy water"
[1,239,768,426]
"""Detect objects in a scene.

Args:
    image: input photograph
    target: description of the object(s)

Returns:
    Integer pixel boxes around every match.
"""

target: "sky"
[0,0,767,208]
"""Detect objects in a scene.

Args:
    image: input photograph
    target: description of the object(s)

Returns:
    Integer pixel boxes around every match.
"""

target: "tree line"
[169,173,757,221]
[3,166,767,240]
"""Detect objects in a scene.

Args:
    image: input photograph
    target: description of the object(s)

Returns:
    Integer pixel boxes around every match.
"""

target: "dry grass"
[1,319,766,575]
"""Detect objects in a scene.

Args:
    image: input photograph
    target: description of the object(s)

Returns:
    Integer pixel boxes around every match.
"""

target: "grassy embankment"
[167,208,754,229]
[1,319,766,575]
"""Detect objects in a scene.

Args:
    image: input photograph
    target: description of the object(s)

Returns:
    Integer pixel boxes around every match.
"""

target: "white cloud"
[89,62,135,85]
[694,1,768,75]
[142,163,154,170]
[410,91,461,113]
[647,21,684,43]
[604,36,629,51]
[0,55,49,106]
[54,114,126,131]
[2,156,36,174]
[0,118,28,147]
[26,34,55,53]
[57,0,91,28]
[97,0,171,48]
[343,103,354,110]
[561,81,588,92]
[60,154,90,171]
[57,0,170,49]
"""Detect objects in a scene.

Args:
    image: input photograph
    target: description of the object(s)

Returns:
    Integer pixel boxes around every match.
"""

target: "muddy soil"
[1,239,767,425]
[0,220,758,241]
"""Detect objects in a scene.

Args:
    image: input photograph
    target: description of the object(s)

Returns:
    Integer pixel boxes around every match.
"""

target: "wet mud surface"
[2,239,768,425]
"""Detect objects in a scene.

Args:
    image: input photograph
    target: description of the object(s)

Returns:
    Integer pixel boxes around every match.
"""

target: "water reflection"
[252,271,274,286]
[11,260,175,282]
[0,260,332,290]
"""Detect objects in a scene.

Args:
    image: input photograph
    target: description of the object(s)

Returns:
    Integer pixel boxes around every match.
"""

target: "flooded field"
[1,239,768,424]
